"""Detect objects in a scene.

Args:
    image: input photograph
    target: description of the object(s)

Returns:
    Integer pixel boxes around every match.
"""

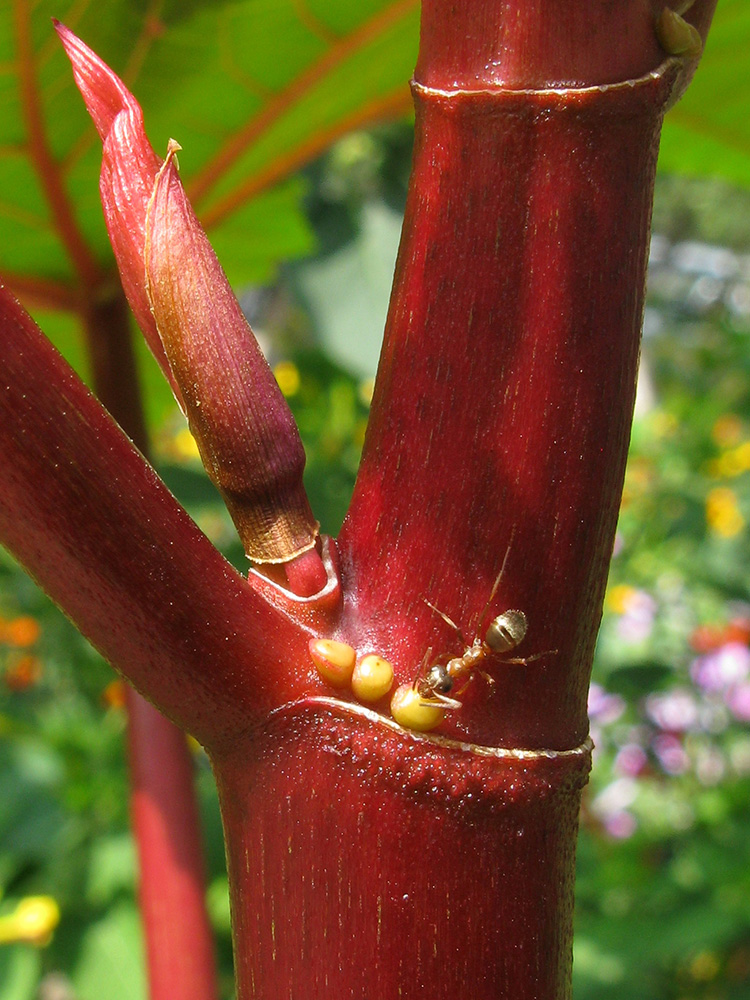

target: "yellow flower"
[606,584,638,615]
[273,361,300,398]
[712,414,743,448]
[706,487,745,537]
[709,441,750,479]
[651,411,678,438]
[173,427,200,461]
[0,896,60,947]
[688,950,720,982]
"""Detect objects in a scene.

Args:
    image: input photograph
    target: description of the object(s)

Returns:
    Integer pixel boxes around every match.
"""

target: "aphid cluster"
[309,562,551,732]
[308,638,395,705]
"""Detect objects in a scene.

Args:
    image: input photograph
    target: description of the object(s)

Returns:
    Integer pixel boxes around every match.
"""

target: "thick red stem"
[213,707,590,999]
[339,54,680,751]
[0,284,338,750]
[0,7,719,998]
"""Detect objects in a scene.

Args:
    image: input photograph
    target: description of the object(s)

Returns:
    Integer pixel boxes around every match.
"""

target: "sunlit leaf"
[661,0,750,186]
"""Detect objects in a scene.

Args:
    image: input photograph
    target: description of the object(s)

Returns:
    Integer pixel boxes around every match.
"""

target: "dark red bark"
[214,708,590,1000]
[0,285,337,749]
[339,58,679,751]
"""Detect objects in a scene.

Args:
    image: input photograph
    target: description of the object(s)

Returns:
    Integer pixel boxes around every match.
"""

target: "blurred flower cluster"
[575,184,750,1000]
[0,611,42,692]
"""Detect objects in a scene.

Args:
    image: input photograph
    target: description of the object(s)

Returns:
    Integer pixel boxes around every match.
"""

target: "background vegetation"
[1,2,749,998]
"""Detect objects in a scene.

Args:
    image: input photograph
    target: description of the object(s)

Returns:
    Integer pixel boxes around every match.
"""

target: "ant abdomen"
[485,609,527,653]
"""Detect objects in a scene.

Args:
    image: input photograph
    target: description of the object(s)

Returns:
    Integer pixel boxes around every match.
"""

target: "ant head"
[421,662,452,696]
[485,609,527,653]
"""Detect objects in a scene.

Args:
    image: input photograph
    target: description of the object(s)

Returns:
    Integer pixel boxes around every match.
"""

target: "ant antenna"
[476,528,516,629]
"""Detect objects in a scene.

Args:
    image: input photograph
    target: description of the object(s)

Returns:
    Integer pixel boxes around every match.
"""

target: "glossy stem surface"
[0,284,307,750]
[213,706,591,1000]
[126,690,218,1000]
[340,61,679,751]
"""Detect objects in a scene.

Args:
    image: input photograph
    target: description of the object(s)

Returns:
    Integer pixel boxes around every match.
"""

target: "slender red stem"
[126,689,218,1000]
[188,0,418,208]
[81,290,218,1000]
[13,0,101,289]
[15,9,221,991]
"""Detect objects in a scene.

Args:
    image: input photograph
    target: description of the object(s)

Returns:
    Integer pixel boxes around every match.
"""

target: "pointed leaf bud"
[145,143,319,562]
[56,23,320,567]
[54,21,180,404]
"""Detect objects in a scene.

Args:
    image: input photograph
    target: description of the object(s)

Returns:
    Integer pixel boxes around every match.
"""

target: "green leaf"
[661,0,750,186]
[72,901,145,1000]
[0,946,40,1000]
[0,0,417,303]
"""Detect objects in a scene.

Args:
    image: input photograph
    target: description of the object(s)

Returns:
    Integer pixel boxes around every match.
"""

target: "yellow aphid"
[390,683,445,732]
[309,638,356,688]
[351,654,394,703]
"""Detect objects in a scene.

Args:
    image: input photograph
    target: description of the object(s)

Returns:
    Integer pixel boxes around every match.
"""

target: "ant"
[415,549,553,710]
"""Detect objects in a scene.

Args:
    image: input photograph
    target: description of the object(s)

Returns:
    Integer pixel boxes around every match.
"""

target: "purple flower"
[615,590,657,643]
[614,742,648,777]
[604,811,638,839]
[592,778,639,839]
[588,683,625,725]
[691,642,750,693]
[652,733,690,775]
[645,689,699,732]
[726,682,750,722]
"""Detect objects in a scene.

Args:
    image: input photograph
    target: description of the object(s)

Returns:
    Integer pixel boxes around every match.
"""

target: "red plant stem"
[81,288,218,1000]
[213,707,591,1000]
[210,6,712,999]
[125,689,218,1000]
[81,287,149,451]
[338,49,687,753]
[17,0,221,983]
[0,6,719,998]
[0,285,334,748]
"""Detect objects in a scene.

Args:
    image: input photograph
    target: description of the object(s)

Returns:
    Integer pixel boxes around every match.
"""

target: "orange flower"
[4,655,42,691]
[102,679,127,710]
[4,616,41,648]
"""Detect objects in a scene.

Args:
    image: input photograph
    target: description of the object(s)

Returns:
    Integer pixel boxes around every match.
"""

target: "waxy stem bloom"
[56,23,324,584]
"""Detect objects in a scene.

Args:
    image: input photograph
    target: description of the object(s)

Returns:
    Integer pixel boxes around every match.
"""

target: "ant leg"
[502,649,557,665]
[423,691,462,710]
[422,597,468,646]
